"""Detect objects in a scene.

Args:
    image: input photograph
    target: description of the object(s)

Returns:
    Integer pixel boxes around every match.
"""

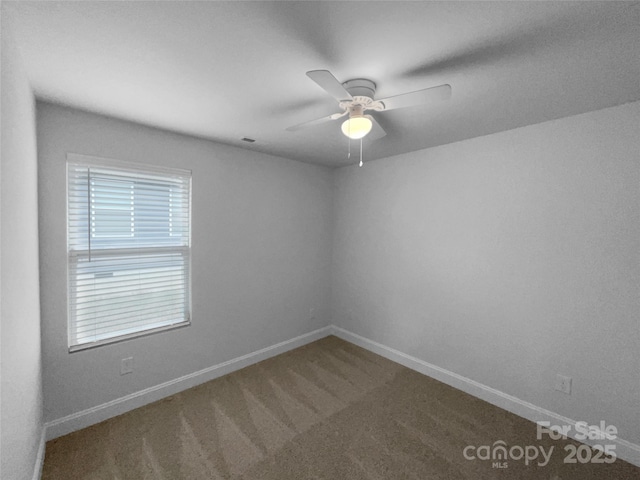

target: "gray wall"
[332,102,640,445]
[37,103,333,423]
[0,26,44,480]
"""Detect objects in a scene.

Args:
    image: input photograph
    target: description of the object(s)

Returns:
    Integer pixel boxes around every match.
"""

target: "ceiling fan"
[286,70,452,141]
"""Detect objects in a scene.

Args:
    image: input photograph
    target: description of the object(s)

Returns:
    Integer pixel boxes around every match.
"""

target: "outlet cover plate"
[121,357,134,375]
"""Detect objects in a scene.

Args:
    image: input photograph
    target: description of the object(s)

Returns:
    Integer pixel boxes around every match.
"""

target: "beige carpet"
[42,336,640,479]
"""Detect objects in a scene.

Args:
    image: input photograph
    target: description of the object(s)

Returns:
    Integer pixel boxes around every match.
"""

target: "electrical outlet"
[555,374,572,395]
[121,357,134,375]
[309,307,316,320]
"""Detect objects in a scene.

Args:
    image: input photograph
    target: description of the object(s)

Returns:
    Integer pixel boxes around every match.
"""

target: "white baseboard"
[32,425,46,480]
[45,326,332,440]
[330,326,640,468]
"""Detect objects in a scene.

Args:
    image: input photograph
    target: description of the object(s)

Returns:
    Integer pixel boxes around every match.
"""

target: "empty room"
[1,1,639,479]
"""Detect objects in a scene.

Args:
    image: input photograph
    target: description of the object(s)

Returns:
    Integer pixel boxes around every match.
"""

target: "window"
[67,154,191,351]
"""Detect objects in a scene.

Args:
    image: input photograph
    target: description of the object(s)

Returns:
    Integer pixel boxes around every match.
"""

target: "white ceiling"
[3,1,639,167]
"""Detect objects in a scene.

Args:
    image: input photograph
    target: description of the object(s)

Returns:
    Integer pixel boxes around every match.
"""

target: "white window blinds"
[67,155,192,351]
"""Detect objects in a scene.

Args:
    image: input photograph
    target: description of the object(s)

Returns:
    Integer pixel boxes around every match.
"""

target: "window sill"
[68,319,190,353]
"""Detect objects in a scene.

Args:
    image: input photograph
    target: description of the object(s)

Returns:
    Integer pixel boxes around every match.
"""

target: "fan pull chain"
[347,119,352,159]
[359,138,363,167]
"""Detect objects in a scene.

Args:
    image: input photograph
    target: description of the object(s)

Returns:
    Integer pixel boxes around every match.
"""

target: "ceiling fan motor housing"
[342,78,376,98]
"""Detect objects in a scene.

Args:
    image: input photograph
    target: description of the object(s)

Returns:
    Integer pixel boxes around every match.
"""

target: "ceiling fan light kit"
[341,104,373,139]
[341,116,372,139]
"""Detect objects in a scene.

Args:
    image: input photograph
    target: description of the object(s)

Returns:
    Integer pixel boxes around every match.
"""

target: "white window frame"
[66,153,192,352]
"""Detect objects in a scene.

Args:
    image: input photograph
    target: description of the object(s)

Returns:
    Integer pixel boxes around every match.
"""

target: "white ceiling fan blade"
[366,115,387,141]
[286,111,346,132]
[306,70,353,102]
[378,84,451,111]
